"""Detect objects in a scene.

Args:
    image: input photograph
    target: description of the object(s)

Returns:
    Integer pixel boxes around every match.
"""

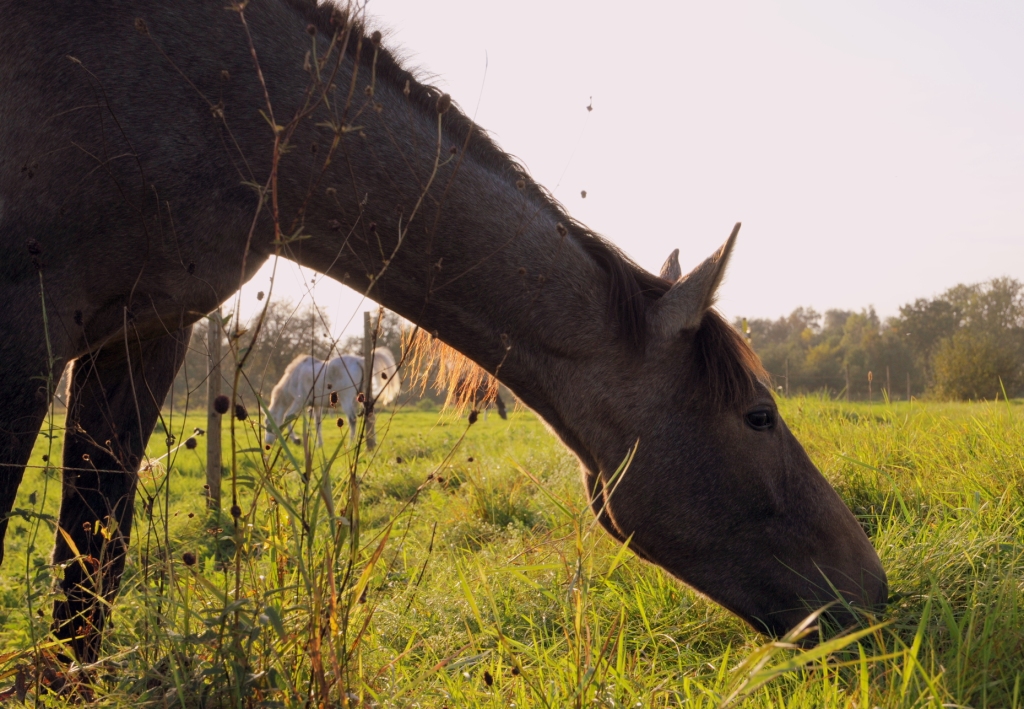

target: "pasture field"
[1,397,1023,707]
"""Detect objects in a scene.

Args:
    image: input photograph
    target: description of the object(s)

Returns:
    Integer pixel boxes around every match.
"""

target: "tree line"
[736,277,1024,401]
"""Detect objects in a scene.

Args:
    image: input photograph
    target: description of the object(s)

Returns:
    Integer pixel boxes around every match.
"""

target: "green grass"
[1,397,1023,707]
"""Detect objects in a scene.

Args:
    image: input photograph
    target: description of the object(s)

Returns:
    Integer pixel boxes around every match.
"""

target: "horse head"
[576,227,887,635]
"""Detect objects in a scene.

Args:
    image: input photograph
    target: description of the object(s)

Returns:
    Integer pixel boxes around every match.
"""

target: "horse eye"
[745,408,775,431]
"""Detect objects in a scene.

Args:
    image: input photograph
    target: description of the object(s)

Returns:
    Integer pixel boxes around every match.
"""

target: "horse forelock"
[691,312,770,411]
[283,1,671,350]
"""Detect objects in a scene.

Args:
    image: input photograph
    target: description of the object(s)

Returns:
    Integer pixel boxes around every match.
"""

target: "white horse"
[264,347,401,446]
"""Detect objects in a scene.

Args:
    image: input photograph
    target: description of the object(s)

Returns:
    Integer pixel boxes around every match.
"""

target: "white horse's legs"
[314,406,324,447]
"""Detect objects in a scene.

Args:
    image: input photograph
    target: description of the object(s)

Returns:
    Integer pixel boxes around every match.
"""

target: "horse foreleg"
[0,334,55,567]
[52,326,191,663]
[344,399,358,444]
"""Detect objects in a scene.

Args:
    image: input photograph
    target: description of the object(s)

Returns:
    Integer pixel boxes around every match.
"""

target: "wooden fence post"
[867,370,873,402]
[362,311,377,451]
[206,309,222,509]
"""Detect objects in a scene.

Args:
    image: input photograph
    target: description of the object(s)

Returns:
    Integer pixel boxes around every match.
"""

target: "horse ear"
[659,249,682,281]
[648,223,740,338]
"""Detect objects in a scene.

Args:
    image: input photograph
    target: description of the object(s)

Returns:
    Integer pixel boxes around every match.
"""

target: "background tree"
[737,277,1023,401]
[925,278,1024,399]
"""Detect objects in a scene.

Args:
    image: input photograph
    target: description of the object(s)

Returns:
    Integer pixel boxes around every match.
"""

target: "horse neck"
[244,12,636,467]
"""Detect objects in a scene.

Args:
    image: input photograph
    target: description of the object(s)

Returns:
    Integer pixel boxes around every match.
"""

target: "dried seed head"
[220,69,230,81]
[403,79,411,97]
[580,190,587,198]
[326,187,337,197]
[82,453,90,462]
[511,666,520,676]
[516,179,526,190]
[364,85,374,97]
[436,476,445,484]
[213,395,230,415]
[25,238,42,256]
[166,435,175,447]
[306,23,317,36]
[234,403,248,421]
[483,671,493,687]
[187,261,196,275]
[185,437,197,450]
[265,443,271,450]
[329,391,339,407]
[188,512,195,518]
[449,145,457,154]
[230,504,242,519]
[468,410,479,425]
[556,223,568,237]
[194,427,204,435]
[396,456,403,464]
[83,521,92,532]
[370,30,382,46]
[329,219,342,231]
[310,142,319,154]
[380,372,388,380]
[467,457,474,462]
[182,552,197,566]
[517,267,526,276]
[336,417,344,428]
[436,93,452,114]
[368,222,377,233]
[356,392,365,403]
[134,17,148,35]
[257,290,264,301]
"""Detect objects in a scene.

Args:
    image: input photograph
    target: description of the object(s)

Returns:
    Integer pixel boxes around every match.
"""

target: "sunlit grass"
[1,397,1022,707]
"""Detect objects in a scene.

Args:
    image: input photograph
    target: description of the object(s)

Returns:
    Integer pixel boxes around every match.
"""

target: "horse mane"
[691,311,770,411]
[369,346,402,406]
[284,0,670,349]
[404,329,500,413]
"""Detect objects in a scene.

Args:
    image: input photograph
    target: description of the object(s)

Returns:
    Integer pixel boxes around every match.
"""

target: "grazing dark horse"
[0,0,886,662]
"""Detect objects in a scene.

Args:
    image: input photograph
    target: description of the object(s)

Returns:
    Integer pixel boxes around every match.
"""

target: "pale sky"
[238,0,1024,339]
